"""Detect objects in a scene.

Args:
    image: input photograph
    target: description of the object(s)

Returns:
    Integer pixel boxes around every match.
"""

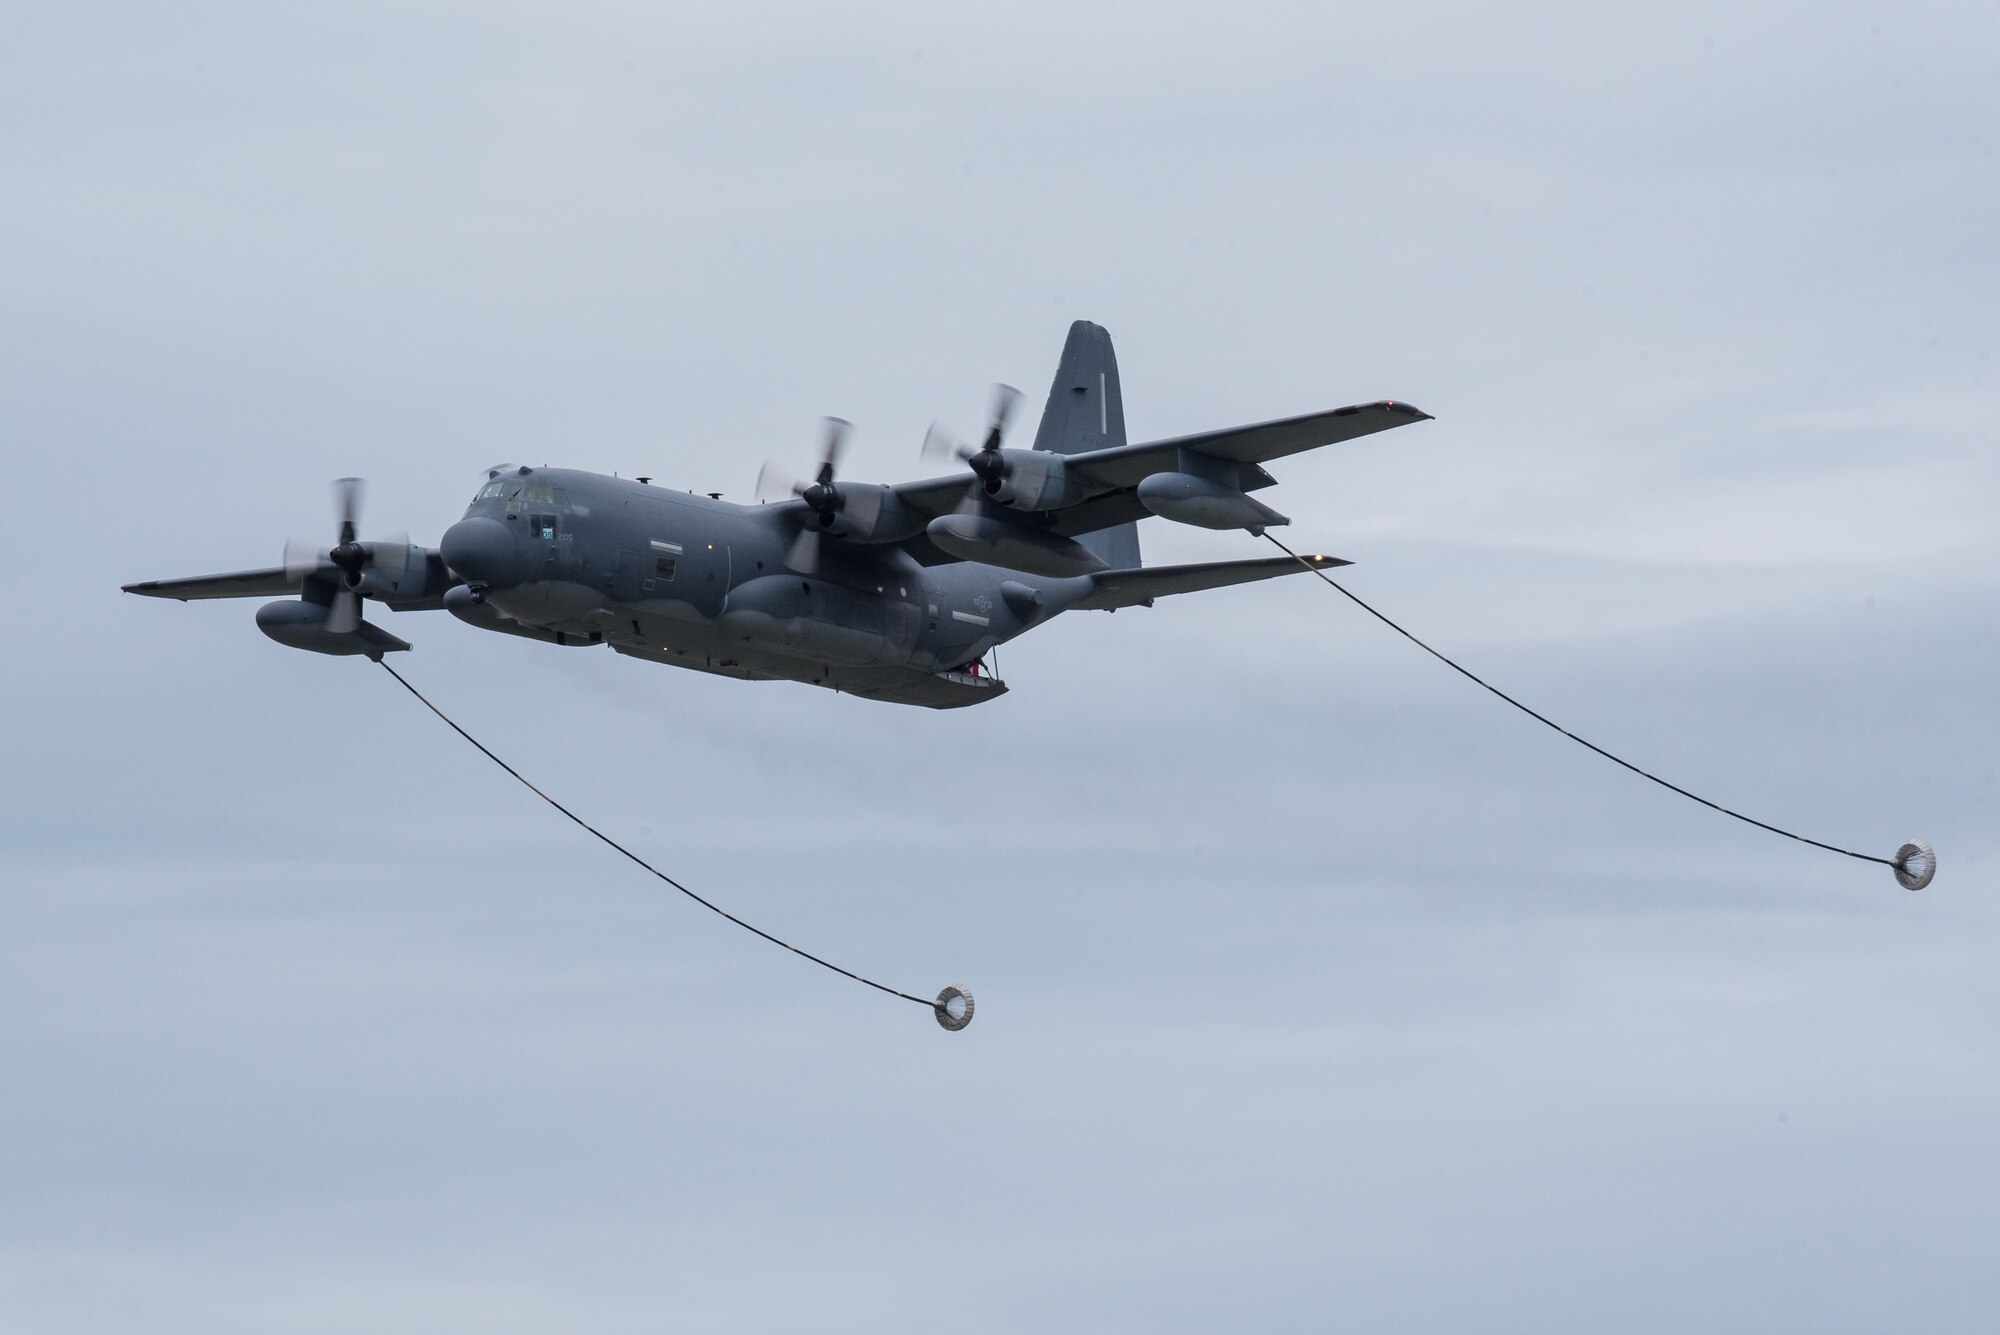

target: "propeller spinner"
[283,477,408,633]
[758,417,854,526]
[921,383,1022,495]
[757,418,864,574]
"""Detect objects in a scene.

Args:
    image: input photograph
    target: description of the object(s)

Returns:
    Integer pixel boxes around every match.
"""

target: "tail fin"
[1034,320,1141,570]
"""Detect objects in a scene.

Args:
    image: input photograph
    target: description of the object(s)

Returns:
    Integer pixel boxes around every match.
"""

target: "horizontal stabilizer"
[1073,553,1350,611]
[123,568,302,601]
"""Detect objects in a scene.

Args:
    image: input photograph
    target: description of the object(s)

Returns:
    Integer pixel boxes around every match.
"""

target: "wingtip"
[122,581,193,602]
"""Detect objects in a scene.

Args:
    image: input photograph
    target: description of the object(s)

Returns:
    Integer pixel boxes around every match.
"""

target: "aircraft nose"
[440,516,527,587]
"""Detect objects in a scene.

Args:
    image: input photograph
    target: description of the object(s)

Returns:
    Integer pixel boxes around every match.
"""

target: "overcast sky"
[4,3,1996,1332]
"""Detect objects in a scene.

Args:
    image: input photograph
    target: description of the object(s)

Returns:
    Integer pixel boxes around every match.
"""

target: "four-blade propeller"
[284,477,407,632]
[757,417,854,525]
[921,383,1022,495]
[757,418,868,574]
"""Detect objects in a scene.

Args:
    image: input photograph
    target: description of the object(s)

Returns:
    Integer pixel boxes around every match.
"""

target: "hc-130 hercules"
[125,321,1430,708]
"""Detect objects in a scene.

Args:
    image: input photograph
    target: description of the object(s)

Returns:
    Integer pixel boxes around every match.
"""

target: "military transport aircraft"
[124,321,1430,708]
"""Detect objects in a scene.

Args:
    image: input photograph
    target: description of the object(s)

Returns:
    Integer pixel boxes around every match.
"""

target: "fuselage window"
[530,513,558,539]
[655,557,677,581]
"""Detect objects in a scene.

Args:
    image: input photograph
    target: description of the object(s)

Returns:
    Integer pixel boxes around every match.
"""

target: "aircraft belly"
[608,606,872,679]
[821,664,1009,708]
[484,554,1008,706]
[487,567,1017,695]
[611,639,824,683]
[607,637,1005,707]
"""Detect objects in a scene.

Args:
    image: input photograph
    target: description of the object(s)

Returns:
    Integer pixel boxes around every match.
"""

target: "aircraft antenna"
[1261,534,1934,891]
[376,661,975,1029]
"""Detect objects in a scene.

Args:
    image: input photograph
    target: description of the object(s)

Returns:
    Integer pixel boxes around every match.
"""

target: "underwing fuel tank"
[926,513,1108,577]
[1135,472,1290,533]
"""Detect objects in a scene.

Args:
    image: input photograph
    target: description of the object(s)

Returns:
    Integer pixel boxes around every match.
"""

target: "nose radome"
[440,517,526,587]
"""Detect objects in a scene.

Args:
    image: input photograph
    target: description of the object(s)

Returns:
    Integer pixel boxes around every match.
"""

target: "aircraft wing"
[123,550,452,609]
[820,400,1429,567]
[879,475,980,518]
[1071,553,1353,611]
[881,400,1430,526]
[123,567,303,600]
[1064,400,1431,491]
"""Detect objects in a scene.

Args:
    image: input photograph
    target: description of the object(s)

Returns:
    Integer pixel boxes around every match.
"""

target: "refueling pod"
[1136,471,1290,533]
[256,592,410,659]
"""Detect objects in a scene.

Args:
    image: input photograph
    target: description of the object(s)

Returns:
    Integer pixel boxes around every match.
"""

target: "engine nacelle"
[256,597,410,658]
[816,484,927,544]
[926,513,1108,577]
[986,449,1087,511]
[356,543,448,602]
[1135,472,1290,533]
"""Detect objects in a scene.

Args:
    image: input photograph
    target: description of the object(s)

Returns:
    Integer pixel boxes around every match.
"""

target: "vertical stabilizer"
[1035,320,1141,569]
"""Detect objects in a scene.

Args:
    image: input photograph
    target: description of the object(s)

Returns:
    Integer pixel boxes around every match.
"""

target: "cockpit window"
[475,480,565,502]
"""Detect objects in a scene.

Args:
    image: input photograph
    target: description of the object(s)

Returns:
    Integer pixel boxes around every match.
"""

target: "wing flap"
[1073,553,1351,611]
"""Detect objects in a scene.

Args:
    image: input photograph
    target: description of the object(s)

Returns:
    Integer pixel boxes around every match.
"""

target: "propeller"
[282,477,408,634]
[757,417,852,521]
[757,419,867,574]
[921,383,1021,495]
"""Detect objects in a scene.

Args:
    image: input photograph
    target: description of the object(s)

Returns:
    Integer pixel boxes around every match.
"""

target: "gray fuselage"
[442,467,1086,708]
